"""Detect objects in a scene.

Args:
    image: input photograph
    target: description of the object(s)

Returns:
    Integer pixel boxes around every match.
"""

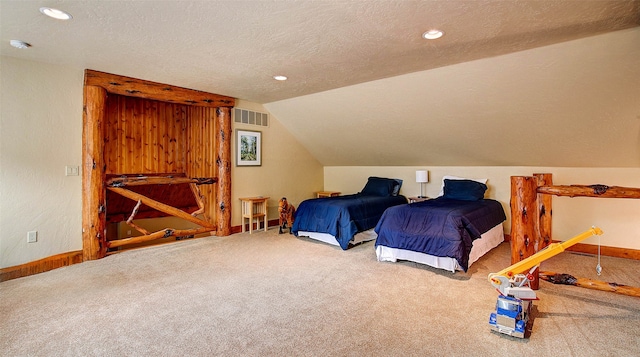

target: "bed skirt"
[375,223,504,272]
[297,229,377,247]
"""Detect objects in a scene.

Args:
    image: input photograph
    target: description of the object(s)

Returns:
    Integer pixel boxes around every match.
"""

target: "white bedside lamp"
[416,170,429,198]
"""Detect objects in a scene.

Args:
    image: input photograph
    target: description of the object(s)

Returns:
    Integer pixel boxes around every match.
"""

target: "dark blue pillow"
[361,177,397,196]
[443,179,487,201]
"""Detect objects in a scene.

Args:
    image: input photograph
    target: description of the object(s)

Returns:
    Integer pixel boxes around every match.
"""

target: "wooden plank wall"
[186,106,218,223]
[103,94,217,223]
[105,95,188,175]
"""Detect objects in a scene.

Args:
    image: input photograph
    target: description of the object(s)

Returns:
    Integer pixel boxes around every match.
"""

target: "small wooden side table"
[239,196,269,234]
[408,196,431,203]
[316,191,341,198]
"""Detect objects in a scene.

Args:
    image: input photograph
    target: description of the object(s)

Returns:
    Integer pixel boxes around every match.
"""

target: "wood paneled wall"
[105,96,189,175]
[186,106,218,223]
[104,95,219,223]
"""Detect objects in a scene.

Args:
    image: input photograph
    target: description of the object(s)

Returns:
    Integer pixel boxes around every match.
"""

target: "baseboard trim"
[502,234,639,260]
[564,243,640,260]
[0,250,83,282]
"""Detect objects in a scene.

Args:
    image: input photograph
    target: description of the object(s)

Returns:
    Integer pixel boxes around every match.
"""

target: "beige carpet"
[1,228,639,356]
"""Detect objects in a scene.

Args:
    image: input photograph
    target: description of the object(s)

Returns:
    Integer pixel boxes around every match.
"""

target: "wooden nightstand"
[408,196,431,203]
[239,196,269,233]
[316,191,341,198]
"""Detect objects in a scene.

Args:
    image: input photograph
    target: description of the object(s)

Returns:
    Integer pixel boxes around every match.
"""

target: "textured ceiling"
[1,0,638,103]
[265,27,640,167]
[2,1,640,167]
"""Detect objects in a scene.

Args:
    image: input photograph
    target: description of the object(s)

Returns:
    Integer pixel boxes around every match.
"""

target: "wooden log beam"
[125,200,149,236]
[537,184,640,199]
[540,271,640,298]
[125,221,150,236]
[511,176,541,289]
[189,183,205,216]
[108,227,214,249]
[82,85,108,260]
[107,175,217,187]
[84,70,235,108]
[126,200,143,223]
[106,206,201,224]
[215,107,232,236]
[107,186,215,229]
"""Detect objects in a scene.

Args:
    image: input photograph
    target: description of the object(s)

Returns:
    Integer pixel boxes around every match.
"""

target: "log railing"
[107,176,217,187]
[511,173,639,291]
[536,184,640,199]
[106,175,217,250]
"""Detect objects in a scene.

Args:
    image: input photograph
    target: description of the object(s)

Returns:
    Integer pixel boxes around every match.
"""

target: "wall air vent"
[234,108,269,127]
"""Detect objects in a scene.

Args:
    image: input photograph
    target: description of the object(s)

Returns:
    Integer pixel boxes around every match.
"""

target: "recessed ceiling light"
[273,75,288,81]
[422,30,444,40]
[10,40,31,49]
[39,7,73,20]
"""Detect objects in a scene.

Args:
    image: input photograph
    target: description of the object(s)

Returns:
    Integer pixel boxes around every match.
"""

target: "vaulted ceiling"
[2,1,640,167]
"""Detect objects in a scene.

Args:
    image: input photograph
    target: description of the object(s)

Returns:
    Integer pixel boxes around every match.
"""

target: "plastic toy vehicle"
[489,295,531,338]
[488,226,603,338]
[489,268,536,337]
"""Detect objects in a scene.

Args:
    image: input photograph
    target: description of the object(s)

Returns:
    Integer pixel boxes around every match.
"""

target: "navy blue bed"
[374,197,506,271]
[292,193,408,249]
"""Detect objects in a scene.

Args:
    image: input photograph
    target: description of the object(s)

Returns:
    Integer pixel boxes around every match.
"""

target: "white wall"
[1,57,84,268]
[0,58,324,269]
[325,166,640,250]
[231,100,324,226]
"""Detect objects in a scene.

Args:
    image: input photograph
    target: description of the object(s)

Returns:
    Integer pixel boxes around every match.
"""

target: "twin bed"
[293,176,507,273]
[292,177,407,249]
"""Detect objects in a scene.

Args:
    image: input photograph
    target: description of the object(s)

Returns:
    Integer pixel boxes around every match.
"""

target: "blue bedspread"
[292,194,408,250]
[374,197,506,271]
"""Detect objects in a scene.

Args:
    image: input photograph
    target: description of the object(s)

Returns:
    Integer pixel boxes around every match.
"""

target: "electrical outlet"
[27,231,37,243]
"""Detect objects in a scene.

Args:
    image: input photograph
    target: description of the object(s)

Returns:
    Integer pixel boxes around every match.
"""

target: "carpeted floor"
[1,228,639,356]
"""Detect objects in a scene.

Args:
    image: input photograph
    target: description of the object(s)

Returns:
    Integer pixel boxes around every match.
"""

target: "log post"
[510,176,541,289]
[534,173,553,249]
[215,107,232,236]
[82,85,108,260]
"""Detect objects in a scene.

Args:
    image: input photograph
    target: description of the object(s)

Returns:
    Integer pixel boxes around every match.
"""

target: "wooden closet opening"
[82,70,235,260]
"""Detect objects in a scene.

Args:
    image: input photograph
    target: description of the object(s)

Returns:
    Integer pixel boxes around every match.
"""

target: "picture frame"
[236,129,262,166]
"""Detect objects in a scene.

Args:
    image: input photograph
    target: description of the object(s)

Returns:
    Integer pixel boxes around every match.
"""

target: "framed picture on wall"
[236,129,262,166]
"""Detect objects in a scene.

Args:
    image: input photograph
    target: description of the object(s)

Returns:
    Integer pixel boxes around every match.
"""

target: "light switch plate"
[65,166,79,176]
[27,231,37,243]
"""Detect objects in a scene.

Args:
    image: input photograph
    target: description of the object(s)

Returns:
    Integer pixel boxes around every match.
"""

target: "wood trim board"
[0,251,83,282]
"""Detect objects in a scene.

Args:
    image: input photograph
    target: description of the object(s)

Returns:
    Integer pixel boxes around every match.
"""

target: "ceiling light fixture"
[422,29,444,40]
[273,75,288,81]
[39,7,73,20]
[10,40,31,49]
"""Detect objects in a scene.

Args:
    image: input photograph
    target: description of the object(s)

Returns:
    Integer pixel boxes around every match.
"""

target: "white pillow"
[438,175,488,197]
